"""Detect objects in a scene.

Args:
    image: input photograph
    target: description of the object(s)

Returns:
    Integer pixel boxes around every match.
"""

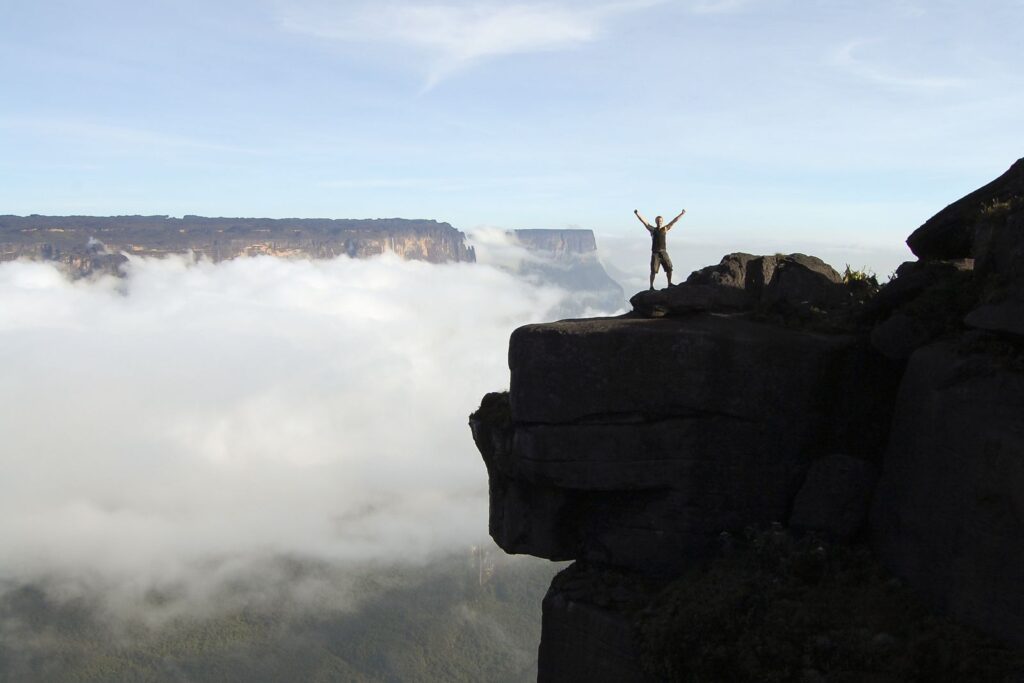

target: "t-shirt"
[648,226,668,252]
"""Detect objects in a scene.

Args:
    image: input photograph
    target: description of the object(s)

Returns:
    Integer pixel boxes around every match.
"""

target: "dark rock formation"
[632,252,855,322]
[965,299,1024,338]
[906,157,1023,266]
[871,342,1024,646]
[537,564,660,683]
[471,160,1024,679]
[789,454,878,540]
[472,315,894,575]
[0,214,475,277]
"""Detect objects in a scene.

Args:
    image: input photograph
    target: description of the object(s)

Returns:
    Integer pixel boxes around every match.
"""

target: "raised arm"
[634,209,653,230]
[665,209,687,230]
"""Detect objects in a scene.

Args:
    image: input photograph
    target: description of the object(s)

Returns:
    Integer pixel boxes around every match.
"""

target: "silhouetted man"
[634,208,686,290]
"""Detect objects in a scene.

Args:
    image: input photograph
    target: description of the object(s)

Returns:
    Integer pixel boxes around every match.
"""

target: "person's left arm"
[665,209,686,230]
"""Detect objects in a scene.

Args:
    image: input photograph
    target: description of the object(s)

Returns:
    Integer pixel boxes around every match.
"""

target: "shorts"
[650,250,672,274]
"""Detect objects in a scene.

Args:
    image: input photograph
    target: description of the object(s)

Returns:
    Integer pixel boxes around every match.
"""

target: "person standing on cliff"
[634,208,686,290]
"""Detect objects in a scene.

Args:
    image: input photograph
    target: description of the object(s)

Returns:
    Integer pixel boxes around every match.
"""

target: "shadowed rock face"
[871,342,1024,646]
[0,214,475,276]
[471,315,894,575]
[906,157,1024,268]
[632,252,851,319]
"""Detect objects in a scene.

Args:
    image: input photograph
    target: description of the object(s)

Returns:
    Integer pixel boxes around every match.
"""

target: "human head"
[655,216,664,227]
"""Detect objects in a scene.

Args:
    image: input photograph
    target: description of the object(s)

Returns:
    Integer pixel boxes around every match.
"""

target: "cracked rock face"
[471,315,894,575]
[871,341,1024,646]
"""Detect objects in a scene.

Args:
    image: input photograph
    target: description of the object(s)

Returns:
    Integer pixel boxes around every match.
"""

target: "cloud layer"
[0,253,575,607]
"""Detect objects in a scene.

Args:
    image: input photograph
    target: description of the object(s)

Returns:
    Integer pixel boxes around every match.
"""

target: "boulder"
[685,252,779,293]
[635,253,853,319]
[864,259,972,322]
[628,283,751,317]
[761,255,847,310]
[871,342,1024,646]
[965,299,1024,339]
[789,454,879,540]
[870,313,933,360]
[906,157,1024,263]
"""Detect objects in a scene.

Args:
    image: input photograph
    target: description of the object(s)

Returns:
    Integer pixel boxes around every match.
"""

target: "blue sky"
[2,0,1022,271]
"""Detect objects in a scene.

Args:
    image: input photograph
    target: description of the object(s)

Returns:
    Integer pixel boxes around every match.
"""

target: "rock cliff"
[471,158,1024,680]
[510,229,625,316]
[0,215,475,277]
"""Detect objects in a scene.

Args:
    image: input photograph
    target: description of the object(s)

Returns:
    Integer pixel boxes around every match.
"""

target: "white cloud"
[832,40,966,92]
[279,0,662,89]
[0,253,586,610]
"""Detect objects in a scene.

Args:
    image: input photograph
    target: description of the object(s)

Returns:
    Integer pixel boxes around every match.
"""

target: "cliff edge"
[471,159,1024,680]
[0,215,475,277]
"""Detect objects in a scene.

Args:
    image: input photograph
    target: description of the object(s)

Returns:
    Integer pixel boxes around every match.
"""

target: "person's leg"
[649,253,658,290]
[662,251,673,286]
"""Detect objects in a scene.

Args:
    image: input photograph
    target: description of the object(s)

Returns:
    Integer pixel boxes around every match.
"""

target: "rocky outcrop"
[790,454,878,540]
[871,342,1024,646]
[0,215,475,277]
[906,157,1023,267]
[632,252,857,320]
[472,315,894,575]
[471,160,1024,679]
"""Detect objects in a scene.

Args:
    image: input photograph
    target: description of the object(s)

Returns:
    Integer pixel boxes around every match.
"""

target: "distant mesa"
[0,214,476,277]
[508,229,626,317]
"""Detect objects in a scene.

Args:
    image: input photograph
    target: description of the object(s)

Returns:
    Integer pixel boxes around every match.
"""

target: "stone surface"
[681,252,847,313]
[864,260,972,322]
[789,454,879,540]
[474,315,895,574]
[686,252,779,293]
[906,157,1024,263]
[628,283,751,317]
[871,342,1024,646]
[761,255,847,310]
[538,564,658,683]
[975,209,1024,280]
[965,299,1024,339]
[870,313,933,360]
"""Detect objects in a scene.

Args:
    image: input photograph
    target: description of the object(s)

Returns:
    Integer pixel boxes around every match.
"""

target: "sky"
[2,0,1023,271]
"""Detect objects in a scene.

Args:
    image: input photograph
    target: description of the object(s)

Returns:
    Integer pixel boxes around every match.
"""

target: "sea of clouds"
[0,243,586,614]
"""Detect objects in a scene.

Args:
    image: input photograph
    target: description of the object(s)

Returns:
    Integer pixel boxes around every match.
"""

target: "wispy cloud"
[832,40,966,92]
[279,1,662,90]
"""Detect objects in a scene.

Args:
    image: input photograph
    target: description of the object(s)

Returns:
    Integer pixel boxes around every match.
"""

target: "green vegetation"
[979,196,1022,221]
[636,528,1023,682]
[0,553,563,683]
[841,265,876,286]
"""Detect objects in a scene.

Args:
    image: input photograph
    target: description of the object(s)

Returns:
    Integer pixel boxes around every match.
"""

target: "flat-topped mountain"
[510,229,625,316]
[0,214,475,276]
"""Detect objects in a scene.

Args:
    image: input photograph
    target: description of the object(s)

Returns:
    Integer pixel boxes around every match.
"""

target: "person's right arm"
[634,209,652,230]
